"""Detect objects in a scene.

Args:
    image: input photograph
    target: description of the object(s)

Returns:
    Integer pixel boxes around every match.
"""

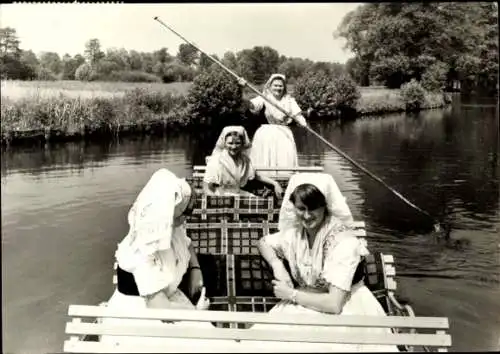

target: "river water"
[2,95,499,353]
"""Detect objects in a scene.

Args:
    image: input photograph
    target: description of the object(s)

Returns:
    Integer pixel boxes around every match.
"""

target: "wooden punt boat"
[63,165,452,352]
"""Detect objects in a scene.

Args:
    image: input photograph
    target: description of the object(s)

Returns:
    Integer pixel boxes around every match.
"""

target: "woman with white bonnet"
[250,172,399,352]
[100,168,216,346]
[238,73,308,173]
[204,125,283,198]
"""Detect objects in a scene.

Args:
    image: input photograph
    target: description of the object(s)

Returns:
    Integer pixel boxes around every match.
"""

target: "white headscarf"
[210,125,251,157]
[116,168,192,271]
[279,172,354,232]
[263,73,288,96]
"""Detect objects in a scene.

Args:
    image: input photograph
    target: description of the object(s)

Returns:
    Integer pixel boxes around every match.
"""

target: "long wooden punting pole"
[153,16,444,234]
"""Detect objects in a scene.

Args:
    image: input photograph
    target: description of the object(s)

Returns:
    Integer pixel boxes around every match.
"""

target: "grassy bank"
[357,86,450,115]
[1,80,450,145]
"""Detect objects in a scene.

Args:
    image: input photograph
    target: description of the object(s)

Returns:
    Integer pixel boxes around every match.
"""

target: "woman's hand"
[273,183,283,200]
[188,268,204,299]
[195,287,210,310]
[272,280,295,301]
[237,78,248,87]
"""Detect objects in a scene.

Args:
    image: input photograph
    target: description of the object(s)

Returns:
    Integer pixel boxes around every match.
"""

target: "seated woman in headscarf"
[238,74,308,174]
[203,125,283,198]
[252,172,399,352]
[101,168,215,345]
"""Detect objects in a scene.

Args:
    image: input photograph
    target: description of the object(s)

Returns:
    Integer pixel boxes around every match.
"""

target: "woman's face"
[270,79,285,99]
[293,198,326,232]
[224,134,243,157]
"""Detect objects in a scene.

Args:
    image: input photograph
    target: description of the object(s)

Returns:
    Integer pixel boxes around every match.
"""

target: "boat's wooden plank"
[383,254,394,263]
[63,339,356,353]
[185,221,365,231]
[65,322,451,347]
[193,165,324,172]
[67,305,449,329]
[352,229,366,237]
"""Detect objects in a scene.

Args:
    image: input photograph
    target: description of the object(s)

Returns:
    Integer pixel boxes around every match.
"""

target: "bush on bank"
[187,68,245,127]
[294,71,360,118]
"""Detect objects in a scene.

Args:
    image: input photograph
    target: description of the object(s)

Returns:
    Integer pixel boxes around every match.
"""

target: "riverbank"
[1,80,451,145]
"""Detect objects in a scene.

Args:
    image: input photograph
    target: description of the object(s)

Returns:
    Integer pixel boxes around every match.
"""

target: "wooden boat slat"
[65,321,451,346]
[67,305,449,329]
[193,165,324,172]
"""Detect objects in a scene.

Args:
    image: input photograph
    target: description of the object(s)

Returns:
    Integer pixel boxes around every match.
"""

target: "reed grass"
[0,80,450,144]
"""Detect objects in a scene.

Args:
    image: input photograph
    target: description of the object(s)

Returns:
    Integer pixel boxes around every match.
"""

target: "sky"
[0,3,361,63]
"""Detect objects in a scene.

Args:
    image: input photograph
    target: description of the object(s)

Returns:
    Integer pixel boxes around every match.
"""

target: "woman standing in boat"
[203,125,283,198]
[254,172,399,352]
[238,74,308,172]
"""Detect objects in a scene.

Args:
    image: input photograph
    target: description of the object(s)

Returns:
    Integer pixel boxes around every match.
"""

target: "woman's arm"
[187,244,204,298]
[254,172,283,198]
[257,238,293,286]
[272,281,348,314]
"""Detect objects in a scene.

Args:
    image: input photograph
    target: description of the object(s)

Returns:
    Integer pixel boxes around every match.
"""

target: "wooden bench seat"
[64,305,451,353]
[192,164,324,178]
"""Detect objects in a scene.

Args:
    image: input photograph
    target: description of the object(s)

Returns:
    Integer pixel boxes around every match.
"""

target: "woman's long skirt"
[249,124,298,175]
[241,282,400,352]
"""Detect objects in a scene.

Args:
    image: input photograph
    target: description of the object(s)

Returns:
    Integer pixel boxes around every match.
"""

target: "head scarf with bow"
[116,168,192,271]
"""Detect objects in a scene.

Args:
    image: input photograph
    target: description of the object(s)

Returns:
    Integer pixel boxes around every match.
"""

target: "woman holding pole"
[238,74,308,173]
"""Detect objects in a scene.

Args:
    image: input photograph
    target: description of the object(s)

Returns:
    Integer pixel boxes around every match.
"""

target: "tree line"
[1,2,497,95]
[336,2,498,95]
[0,27,344,85]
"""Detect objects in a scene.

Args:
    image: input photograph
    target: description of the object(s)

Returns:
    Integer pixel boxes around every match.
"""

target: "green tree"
[39,51,62,75]
[221,51,238,71]
[19,49,39,79]
[0,27,28,79]
[199,53,218,71]
[84,38,105,66]
[236,46,280,84]
[336,2,498,93]
[177,43,198,66]
[60,54,85,80]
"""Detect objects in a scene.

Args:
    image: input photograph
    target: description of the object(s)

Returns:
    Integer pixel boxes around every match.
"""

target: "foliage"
[177,43,198,66]
[421,61,449,92]
[336,3,498,94]
[345,56,370,86]
[84,38,105,67]
[75,63,97,81]
[187,68,243,125]
[294,71,360,117]
[1,86,189,142]
[400,79,426,111]
[36,67,57,81]
[235,46,281,84]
